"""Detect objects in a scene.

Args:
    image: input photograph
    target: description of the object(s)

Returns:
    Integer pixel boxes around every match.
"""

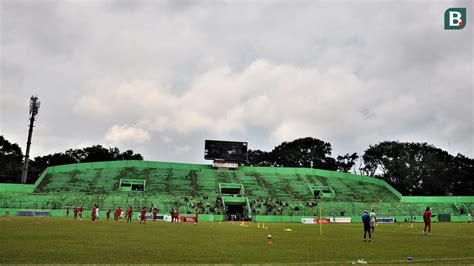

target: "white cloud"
[104,124,150,144]
[1,1,472,162]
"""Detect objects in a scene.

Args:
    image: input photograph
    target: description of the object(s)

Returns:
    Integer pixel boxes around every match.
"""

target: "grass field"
[0,216,473,264]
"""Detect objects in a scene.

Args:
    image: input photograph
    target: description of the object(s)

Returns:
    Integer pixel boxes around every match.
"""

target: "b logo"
[444,8,466,30]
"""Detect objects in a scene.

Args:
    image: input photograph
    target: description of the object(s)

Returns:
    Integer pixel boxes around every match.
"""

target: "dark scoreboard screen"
[204,140,248,161]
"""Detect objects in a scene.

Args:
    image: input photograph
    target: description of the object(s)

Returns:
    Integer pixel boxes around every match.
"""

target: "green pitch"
[0,217,473,264]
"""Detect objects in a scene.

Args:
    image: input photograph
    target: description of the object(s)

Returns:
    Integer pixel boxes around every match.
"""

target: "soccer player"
[423,207,432,235]
[140,207,147,224]
[170,210,175,222]
[468,213,472,223]
[114,207,121,221]
[91,207,97,222]
[362,210,371,242]
[369,209,377,233]
[106,209,111,220]
[126,206,133,223]
[73,207,78,219]
[78,207,83,220]
[194,210,199,225]
[66,208,69,218]
[174,209,179,222]
[95,205,100,221]
[152,207,157,222]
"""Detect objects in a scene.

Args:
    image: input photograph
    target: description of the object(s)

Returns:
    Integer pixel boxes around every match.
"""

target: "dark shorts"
[141,216,146,220]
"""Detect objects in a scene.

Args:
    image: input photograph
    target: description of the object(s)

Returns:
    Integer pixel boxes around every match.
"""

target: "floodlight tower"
[21,96,40,183]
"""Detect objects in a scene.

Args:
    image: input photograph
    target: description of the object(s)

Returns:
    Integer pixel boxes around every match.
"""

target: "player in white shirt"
[369,209,377,233]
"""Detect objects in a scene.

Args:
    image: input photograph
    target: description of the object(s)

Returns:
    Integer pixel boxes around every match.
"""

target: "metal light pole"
[21,96,40,183]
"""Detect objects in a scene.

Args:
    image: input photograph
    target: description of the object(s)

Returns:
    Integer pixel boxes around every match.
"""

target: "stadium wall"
[0,208,226,221]
[0,184,35,193]
[2,208,470,222]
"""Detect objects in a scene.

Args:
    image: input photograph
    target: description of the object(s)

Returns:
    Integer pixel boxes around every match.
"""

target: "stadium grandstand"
[0,160,472,223]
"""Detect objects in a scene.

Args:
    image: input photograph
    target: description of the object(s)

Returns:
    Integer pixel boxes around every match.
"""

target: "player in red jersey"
[106,209,111,220]
[126,206,133,223]
[114,207,121,221]
[140,207,147,224]
[73,207,78,219]
[174,209,179,222]
[91,207,97,222]
[152,207,157,222]
[423,207,432,235]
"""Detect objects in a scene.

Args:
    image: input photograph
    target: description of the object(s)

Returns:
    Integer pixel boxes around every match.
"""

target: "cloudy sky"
[1,0,472,164]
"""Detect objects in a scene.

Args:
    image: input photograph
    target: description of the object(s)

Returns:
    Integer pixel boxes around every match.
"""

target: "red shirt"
[141,209,147,217]
[424,210,432,223]
[92,209,96,216]
[152,209,157,216]
[127,209,133,217]
[106,210,111,217]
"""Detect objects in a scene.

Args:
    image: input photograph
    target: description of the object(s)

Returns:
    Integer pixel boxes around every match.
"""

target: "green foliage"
[0,136,23,183]
[337,152,358,172]
[28,144,143,183]
[246,137,338,170]
[362,141,473,196]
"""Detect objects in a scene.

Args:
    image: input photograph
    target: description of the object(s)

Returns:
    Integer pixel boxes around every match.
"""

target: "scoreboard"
[204,140,248,161]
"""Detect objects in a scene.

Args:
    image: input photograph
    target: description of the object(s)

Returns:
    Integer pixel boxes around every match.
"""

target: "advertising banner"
[377,217,395,223]
[301,218,330,224]
[327,217,352,223]
[136,213,172,222]
[179,216,197,222]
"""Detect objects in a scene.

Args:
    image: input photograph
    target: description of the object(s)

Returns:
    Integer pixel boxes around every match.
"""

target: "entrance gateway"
[204,140,251,220]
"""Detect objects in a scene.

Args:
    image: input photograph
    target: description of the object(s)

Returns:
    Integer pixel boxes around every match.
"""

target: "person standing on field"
[78,207,83,220]
[362,210,371,242]
[140,207,147,224]
[467,213,471,223]
[423,207,432,236]
[369,209,377,233]
[91,207,97,222]
[126,206,133,223]
[114,207,121,221]
[152,207,158,222]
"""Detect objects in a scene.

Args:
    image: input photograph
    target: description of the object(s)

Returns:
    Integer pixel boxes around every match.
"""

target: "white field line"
[274,256,474,265]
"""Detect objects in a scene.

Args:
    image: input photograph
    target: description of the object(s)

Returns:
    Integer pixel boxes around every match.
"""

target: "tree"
[336,153,358,172]
[246,149,273,166]
[244,137,338,171]
[362,141,473,196]
[25,144,143,183]
[0,136,23,183]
